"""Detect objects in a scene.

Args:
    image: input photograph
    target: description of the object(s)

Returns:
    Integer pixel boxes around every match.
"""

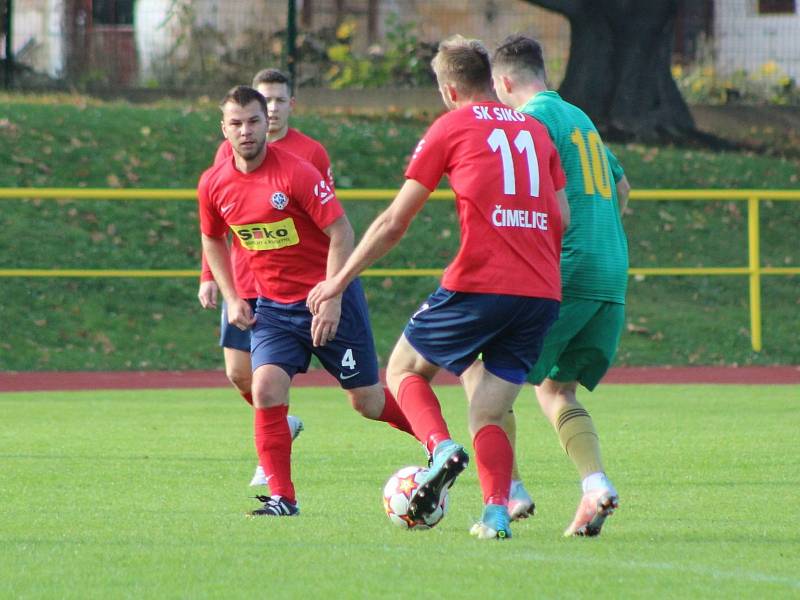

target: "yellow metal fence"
[1,187,799,352]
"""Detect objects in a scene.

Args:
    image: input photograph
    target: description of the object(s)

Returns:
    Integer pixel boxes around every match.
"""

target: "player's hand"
[197,281,219,309]
[227,297,256,331]
[310,296,342,347]
[307,278,345,316]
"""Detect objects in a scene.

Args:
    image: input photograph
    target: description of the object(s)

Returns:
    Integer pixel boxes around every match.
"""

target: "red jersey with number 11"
[405,102,566,300]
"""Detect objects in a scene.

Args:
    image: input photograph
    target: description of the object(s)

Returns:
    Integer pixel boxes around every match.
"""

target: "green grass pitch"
[2,384,798,598]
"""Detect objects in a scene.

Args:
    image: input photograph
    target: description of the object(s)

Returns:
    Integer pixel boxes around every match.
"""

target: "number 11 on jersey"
[488,128,540,197]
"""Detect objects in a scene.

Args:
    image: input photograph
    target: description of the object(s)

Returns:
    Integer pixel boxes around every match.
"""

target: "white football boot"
[508,479,536,521]
[564,473,619,537]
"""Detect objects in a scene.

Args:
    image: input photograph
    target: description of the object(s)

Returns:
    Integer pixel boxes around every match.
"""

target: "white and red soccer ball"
[382,465,448,530]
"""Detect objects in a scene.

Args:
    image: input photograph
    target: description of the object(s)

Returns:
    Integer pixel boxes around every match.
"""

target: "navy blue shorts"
[404,287,560,384]
[219,298,258,351]
[250,279,379,390]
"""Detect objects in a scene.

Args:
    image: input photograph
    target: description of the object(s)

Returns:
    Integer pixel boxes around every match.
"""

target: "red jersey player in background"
[308,35,570,539]
[197,69,334,487]
[198,86,416,517]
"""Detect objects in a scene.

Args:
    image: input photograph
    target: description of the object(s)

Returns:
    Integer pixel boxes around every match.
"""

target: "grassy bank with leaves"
[0,94,798,370]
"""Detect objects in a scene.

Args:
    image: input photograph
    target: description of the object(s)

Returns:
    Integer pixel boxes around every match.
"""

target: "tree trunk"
[522,0,696,141]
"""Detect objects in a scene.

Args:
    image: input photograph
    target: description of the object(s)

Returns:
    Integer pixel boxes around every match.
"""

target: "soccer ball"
[382,465,448,530]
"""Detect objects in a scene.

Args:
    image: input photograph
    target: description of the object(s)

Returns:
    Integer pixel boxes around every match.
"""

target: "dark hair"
[431,35,492,94]
[492,34,547,82]
[219,85,268,116]
[252,68,292,91]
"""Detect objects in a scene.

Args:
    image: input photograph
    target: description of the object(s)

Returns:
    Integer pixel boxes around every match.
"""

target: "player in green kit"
[491,35,631,537]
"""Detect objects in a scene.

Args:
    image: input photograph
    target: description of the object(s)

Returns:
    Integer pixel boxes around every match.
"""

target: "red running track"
[1,366,799,392]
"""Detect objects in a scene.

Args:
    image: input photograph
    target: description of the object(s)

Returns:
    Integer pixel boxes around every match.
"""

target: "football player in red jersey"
[198,86,415,517]
[197,69,335,486]
[308,35,570,539]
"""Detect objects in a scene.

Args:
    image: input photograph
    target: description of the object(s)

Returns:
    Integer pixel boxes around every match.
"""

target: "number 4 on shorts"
[341,348,357,370]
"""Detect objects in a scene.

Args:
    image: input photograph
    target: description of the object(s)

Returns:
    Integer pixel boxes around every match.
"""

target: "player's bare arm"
[307,179,430,314]
[201,233,255,330]
[310,215,355,347]
[197,236,234,308]
[197,280,219,309]
[616,175,631,214]
[556,188,570,230]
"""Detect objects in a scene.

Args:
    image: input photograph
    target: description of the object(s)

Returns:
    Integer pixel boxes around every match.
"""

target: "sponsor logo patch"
[230,218,300,251]
[339,371,361,380]
[314,179,335,205]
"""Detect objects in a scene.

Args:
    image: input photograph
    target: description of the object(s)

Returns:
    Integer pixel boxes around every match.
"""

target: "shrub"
[324,14,436,89]
[672,38,798,106]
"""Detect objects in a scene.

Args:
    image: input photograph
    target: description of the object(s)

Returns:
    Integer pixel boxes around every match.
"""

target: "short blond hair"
[431,35,492,95]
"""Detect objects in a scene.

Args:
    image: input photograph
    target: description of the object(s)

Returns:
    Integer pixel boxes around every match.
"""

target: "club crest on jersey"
[271,191,289,210]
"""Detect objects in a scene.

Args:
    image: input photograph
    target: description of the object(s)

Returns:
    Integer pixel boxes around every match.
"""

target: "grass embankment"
[0,95,798,370]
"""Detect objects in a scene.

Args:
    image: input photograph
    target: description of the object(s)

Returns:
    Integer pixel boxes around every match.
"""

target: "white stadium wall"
[715,0,800,79]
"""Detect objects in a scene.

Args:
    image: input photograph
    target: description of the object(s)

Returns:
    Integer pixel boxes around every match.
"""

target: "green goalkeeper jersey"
[519,91,629,304]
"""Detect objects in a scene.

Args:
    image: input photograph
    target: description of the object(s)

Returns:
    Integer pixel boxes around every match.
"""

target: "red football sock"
[254,405,295,503]
[378,388,417,439]
[473,424,512,506]
[241,391,254,406]
[397,375,450,454]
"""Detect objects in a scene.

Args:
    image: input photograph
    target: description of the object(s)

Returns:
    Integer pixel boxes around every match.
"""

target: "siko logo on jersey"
[230,218,300,251]
[271,191,289,210]
[315,179,335,205]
